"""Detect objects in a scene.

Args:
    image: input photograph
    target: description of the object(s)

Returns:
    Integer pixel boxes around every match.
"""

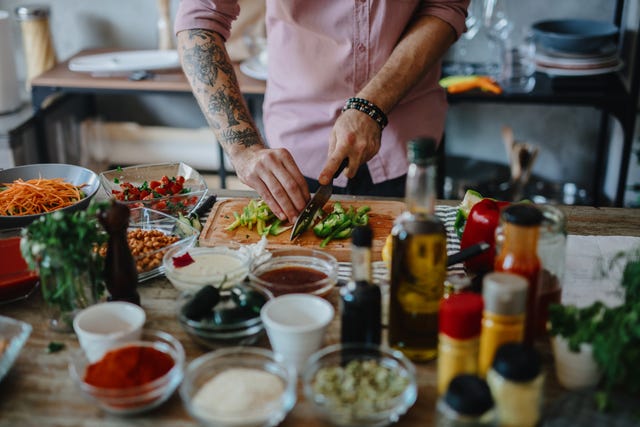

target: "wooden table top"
[30,48,267,96]
[0,195,638,426]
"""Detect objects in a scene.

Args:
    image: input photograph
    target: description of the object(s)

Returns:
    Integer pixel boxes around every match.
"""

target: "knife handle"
[333,158,349,180]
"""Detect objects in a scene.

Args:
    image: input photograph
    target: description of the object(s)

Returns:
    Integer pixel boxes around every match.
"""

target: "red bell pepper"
[459,198,510,274]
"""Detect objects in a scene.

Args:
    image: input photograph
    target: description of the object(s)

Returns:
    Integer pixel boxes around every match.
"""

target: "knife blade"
[290,159,348,241]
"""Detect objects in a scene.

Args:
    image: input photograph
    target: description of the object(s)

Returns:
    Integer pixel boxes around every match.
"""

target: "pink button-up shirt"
[176,0,468,185]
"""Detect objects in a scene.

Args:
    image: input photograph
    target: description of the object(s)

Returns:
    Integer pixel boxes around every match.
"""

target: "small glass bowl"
[180,347,296,427]
[127,207,199,282]
[0,315,32,383]
[99,162,207,217]
[68,330,185,415]
[164,245,250,293]
[302,343,418,427]
[177,281,273,350]
[249,248,338,297]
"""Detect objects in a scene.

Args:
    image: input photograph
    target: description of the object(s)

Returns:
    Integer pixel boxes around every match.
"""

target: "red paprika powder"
[84,345,174,388]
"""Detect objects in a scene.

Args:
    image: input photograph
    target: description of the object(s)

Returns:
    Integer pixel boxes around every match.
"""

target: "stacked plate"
[534,45,622,76]
[532,19,621,77]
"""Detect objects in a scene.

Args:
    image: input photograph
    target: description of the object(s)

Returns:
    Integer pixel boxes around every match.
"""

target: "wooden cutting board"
[200,197,406,262]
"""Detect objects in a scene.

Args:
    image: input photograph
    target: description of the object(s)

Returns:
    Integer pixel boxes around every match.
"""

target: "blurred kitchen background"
[0,0,638,206]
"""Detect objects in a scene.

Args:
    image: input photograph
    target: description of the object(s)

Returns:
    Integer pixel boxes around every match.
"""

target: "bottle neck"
[405,161,437,215]
[351,245,372,283]
[501,223,540,257]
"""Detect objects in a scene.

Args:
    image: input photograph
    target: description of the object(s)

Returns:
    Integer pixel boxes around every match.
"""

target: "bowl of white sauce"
[163,245,250,293]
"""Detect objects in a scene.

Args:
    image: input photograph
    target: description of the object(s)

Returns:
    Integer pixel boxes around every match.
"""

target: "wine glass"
[480,0,515,78]
[444,0,483,75]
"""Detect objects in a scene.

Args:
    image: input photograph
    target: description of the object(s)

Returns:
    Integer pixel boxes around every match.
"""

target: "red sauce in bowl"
[0,236,39,302]
[258,266,328,285]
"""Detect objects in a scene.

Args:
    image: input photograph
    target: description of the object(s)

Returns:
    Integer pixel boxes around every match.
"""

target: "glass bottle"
[340,225,381,346]
[436,374,496,427]
[493,204,543,344]
[438,292,484,395]
[478,272,528,377]
[486,343,543,427]
[388,137,447,362]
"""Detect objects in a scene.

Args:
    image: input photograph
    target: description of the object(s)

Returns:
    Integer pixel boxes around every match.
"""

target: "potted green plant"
[549,245,640,410]
[21,202,108,332]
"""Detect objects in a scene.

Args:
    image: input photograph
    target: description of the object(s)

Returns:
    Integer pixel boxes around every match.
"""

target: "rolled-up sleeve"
[416,0,469,39]
[174,0,240,40]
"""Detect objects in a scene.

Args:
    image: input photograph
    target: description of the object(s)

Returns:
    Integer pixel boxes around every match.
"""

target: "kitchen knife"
[290,159,348,241]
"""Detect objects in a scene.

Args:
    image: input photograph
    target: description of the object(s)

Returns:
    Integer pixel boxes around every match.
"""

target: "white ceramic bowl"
[73,301,146,363]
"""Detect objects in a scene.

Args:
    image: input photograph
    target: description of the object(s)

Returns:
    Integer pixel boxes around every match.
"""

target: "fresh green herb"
[21,201,109,316]
[113,177,120,184]
[549,246,640,411]
[46,342,65,353]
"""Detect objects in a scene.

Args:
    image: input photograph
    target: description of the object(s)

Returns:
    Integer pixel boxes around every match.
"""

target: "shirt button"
[358,43,366,52]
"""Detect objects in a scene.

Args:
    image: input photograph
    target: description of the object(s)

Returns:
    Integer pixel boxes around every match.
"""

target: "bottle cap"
[444,374,494,416]
[439,292,484,339]
[351,225,372,248]
[482,272,528,315]
[407,137,437,165]
[501,204,543,226]
[491,342,541,382]
[15,5,50,20]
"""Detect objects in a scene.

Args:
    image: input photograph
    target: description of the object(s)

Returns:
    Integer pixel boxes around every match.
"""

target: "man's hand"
[233,146,310,223]
[319,109,382,185]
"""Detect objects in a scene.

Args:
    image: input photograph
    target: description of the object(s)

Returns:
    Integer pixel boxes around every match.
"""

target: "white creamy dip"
[177,252,244,277]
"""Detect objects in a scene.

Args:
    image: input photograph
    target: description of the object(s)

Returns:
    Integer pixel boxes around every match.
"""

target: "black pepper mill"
[98,201,140,305]
[340,225,382,345]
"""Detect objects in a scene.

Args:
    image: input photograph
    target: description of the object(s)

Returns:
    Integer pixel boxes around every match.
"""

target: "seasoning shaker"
[341,225,382,346]
[486,343,543,427]
[493,204,543,344]
[478,272,528,377]
[15,5,57,88]
[437,292,484,395]
[436,374,496,427]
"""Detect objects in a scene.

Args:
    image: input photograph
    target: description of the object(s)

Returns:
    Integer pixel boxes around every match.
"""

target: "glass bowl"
[0,228,39,304]
[248,248,338,297]
[68,329,185,415]
[0,163,100,229]
[180,347,296,427]
[177,281,273,350]
[126,207,199,282]
[164,245,250,293]
[99,162,207,217]
[302,343,418,427]
[0,315,32,383]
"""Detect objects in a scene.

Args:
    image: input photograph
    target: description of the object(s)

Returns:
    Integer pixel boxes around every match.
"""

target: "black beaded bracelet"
[341,97,388,131]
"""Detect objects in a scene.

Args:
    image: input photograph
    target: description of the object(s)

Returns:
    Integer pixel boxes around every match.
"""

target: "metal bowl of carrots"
[0,163,100,229]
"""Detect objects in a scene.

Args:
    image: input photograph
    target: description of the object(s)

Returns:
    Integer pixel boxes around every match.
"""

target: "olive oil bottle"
[388,137,447,362]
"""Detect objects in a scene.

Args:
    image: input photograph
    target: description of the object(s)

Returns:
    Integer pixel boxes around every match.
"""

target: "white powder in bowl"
[192,367,285,425]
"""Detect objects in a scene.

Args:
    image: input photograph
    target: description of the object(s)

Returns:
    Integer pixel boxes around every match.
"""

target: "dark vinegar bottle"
[341,225,382,346]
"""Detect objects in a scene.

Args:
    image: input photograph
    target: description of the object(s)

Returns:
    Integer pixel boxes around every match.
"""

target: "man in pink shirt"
[175,0,469,223]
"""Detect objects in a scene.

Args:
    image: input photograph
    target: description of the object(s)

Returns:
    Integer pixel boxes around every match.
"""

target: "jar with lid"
[486,343,543,427]
[493,204,543,344]
[437,292,484,395]
[15,5,57,87]
[535,204,567,338]
[478,272,528,377]
[436,374,496,426]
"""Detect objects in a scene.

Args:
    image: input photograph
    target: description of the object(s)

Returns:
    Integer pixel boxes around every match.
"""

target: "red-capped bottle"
[437,292,484,395]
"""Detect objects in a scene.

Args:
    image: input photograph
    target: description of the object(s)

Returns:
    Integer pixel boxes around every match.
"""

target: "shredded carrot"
[0,177,87,216]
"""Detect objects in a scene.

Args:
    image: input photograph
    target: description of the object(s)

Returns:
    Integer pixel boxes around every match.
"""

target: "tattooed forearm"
[208,86,247,127]
[181,30,234,86]
[221,128,261,148]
